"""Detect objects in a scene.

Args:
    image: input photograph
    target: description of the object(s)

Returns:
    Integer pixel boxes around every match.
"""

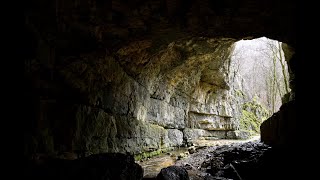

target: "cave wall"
[25,37,248,156]
[23,0,297,157]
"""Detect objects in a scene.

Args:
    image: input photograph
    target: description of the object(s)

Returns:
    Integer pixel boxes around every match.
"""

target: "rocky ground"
[175,139,271,180]
[23,137,301,180]
[140,136,268,179]
[141,134,302,180]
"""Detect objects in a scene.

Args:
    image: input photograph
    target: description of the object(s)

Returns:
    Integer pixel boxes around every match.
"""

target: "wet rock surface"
[156,166,189,180]
[205,141,270,179]
[139,137,260,179]
[175,140,299,180]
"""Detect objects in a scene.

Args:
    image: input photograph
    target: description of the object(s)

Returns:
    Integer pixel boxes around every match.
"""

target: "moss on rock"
[239,97,270,135]
[134,147,173,161]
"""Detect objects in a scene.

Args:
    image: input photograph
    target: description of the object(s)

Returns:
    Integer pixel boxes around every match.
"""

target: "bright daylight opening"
[230,37,291,135]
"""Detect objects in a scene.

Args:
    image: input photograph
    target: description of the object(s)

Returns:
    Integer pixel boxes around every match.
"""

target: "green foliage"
[134,147,174,161]
[235,89,245,98]
[239,97,270,135]
[134,149,164,161]
[239,110,260,134]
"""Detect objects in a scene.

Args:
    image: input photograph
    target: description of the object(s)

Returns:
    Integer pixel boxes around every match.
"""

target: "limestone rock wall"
[25,37,253,156]
[23,0,297,157]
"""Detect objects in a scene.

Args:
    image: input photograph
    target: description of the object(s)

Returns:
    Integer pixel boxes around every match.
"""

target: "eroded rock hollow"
[23,0,298,164]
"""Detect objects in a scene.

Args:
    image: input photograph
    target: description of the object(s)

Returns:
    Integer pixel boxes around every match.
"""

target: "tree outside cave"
[230,37,291,135]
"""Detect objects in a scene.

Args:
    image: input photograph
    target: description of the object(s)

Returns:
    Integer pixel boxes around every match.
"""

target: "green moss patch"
[239,97,270,135]
[134,147,173,161]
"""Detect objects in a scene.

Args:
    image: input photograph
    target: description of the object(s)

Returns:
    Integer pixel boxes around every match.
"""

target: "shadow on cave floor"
[139,136,260,179]
[143,135,302,180]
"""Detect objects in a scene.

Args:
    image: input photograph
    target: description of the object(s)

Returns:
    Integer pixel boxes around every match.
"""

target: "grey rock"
[168,129,184,147]
[226,130,250,140]
[157,166,189,180]
[183,128,227,143]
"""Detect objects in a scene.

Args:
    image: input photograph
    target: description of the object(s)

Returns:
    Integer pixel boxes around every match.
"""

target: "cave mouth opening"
[229,37,292,136]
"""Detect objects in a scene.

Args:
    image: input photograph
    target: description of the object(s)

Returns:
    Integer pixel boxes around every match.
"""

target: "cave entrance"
[229,37,292,136]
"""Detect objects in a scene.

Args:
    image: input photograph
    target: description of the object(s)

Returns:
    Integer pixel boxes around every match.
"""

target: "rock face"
[23,0,297,159]
[157,166,189,180]
[260,100,296,146]
[175,140,301,180]
[25,37,253,156]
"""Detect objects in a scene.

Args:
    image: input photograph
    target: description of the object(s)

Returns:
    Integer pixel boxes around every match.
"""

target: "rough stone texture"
[25,37,251,156]
[188,112,234,130]
[147,98,186,129]
[23,0,297,158]
[226,130,250,139]
[176,140,303,180]
[260,100,297,146]
[183,128,227,143]
[167,129,184,147]
[157,166,189,180]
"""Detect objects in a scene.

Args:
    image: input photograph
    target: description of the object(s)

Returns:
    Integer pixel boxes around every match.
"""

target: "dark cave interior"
[20,0,312,179]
